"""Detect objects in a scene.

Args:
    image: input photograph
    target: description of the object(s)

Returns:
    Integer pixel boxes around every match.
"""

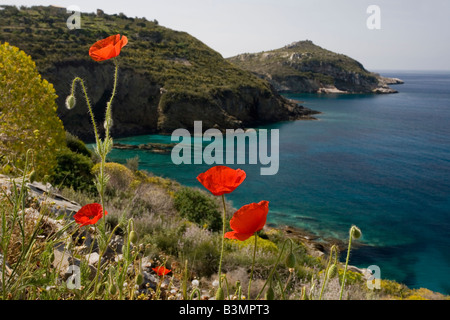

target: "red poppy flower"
[152,266,171,276]
[89,34,128,62]
[225,200,269,241]
[73,203,107,227]
[197,166,246,196]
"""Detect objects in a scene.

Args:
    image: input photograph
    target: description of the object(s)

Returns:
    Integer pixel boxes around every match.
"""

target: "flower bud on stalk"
[350,226,362,239]
[136,273,144,286]
[265,286,275,300]
[328,264,338,278]
[129,230,138,245]
[29,170,36,183]
[65,95,76,110]
[285,252,296,268]
[109,283,117,295]
[215,287,224,300]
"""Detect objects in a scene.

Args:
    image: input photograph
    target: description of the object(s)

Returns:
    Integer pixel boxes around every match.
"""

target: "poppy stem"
[99,61,119,224]
[218,194,227,288]
[92,222,121,298]
[319,244,338,300]
[104,60,119,140]
[70,77,100,145]
[255,238,291,300]
[339,231,353,300]
[248,234,258,299]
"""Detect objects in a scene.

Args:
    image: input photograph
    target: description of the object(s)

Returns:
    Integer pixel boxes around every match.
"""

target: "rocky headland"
[228,40,404,95]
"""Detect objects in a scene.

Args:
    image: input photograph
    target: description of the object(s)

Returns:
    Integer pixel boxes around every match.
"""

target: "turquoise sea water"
[106,71,450,295]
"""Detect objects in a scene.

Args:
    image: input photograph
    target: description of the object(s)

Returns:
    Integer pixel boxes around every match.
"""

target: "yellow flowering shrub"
[0,42,65,177]
[231,235,279,254]
[92,162,135,193]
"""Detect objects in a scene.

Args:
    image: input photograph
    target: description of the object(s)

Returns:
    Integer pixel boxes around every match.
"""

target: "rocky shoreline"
[113,142,176,154]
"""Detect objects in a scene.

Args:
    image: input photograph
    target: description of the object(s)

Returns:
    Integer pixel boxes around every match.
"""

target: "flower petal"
[224,231,254,241]
[152,266,171,276]
[89,34,128,61]
[73,203,106,227]
[229,201,269,235]
[197,166,246,196]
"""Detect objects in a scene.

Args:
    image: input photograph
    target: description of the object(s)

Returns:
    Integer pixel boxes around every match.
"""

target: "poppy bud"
[215,287,224,300]
[129,230,138,245]
[104,118,113,130]
[328,264,338,278]
[136,273,144,286]
[29,170,36,183]
[285,252,296,268]
[265,286,275,300]
[350,226,362,239]
[109,283,117,295]
[65,95,76,110]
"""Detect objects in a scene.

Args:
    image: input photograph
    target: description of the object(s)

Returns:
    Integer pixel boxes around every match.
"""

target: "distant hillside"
[0,5,317,141]
[228,40,403,94]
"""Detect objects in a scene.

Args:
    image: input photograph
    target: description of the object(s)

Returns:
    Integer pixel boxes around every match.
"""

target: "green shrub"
[174,187,222,231]
[125,155,140,172]
[188,241,220,277]
[49,148,95,192]
[65,132,92,157]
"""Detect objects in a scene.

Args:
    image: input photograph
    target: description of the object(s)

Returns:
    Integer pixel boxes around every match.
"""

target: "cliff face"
[48,61,161,140]
[48,61,316,141]
[0,6,317,141]
[228,41,403,94]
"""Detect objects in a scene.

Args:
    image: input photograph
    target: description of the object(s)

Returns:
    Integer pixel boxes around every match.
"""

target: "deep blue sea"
[106,71,450,295]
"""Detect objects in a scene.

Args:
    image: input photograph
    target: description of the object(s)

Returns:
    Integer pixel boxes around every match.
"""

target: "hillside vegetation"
[0,5,315,141]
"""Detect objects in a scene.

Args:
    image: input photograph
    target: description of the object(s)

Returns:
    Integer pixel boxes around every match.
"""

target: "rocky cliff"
[0,6,317,141]
[228,41,403,94]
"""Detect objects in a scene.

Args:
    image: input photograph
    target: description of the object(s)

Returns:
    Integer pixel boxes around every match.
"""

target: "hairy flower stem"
[248,234,258,299]
[70,77,100,144]
[217,194,227,289]
[104,59,118,139]
[70,61,119,224]
[71,60,120,299]
[339,232,354,300]
[319,245,338,300]
[255,238,292,300]
[92,223,121,298]
[275,271,286,300]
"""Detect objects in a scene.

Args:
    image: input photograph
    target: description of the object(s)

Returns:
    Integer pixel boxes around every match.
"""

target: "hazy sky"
[4,0,450,71]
